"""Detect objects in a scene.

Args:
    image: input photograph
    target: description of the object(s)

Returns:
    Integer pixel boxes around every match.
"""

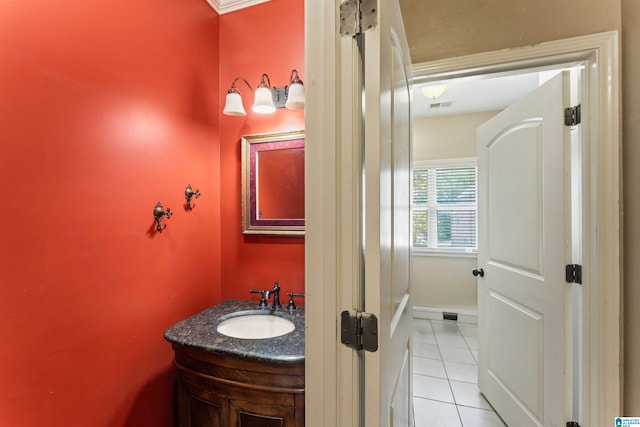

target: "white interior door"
[476,72,575,427]
[362,0,413,426]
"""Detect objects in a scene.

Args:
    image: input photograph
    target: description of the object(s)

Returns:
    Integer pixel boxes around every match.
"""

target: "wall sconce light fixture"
[223,77,253,116]
[223,69,305,116]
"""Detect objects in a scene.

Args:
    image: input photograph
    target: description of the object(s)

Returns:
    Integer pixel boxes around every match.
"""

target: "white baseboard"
[413,306,478,324]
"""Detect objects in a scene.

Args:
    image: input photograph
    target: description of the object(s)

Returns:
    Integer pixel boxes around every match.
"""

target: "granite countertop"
[164,299,305,364]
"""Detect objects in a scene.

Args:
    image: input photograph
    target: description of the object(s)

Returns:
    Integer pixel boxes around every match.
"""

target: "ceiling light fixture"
[421,84,448,99]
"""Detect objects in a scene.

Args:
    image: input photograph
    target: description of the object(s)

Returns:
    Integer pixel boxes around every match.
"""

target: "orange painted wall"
[219,0,305,303]
[0,0,221,425]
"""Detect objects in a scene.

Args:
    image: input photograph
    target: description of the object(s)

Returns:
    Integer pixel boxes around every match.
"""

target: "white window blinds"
[412,160,477,254]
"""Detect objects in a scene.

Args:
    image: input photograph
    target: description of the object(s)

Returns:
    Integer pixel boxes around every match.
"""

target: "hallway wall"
[620,0,640,413]
[412,111,497,312]
[401,0,620,64]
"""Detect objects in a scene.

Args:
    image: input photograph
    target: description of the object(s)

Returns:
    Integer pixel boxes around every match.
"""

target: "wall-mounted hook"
[153,202,172,232]
[185,184,200,210]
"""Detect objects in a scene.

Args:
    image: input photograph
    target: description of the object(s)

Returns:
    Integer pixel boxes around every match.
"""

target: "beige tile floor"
[412,318,507,427]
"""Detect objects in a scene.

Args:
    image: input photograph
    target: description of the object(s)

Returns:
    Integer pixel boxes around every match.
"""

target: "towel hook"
[153,202,172,232]
[185,184,201,210]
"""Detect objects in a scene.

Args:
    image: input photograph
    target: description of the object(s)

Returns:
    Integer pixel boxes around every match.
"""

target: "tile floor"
[412,318,507,427]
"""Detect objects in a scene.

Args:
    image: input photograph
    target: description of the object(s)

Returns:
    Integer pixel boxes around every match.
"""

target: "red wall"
[0,0,221,425]
[219,0,305,303]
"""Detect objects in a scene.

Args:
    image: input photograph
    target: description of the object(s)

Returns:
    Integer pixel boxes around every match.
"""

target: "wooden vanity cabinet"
[172,344,305,427]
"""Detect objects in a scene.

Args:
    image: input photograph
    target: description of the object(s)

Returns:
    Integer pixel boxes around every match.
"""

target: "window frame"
[411,157,478,257]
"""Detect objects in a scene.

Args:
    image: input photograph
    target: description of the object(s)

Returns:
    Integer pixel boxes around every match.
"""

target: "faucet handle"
[286,292,305,310]
[249,289,269,307]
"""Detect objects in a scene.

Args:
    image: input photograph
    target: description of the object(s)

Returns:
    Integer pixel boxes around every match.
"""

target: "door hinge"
[564,105,582,126]
[339,0,377,38]
[567,421,581,427]
[341,310,378,352]
[565,264,582,284]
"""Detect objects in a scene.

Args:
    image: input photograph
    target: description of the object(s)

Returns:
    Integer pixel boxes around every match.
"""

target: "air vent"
[443,312,458,321]
[429,100,455,109]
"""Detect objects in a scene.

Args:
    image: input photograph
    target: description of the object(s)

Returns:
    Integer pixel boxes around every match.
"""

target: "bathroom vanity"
[164,299,305,427]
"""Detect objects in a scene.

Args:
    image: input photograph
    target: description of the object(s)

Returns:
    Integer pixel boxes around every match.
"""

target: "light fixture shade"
[223,91,246,116]
[252,86,276,114]
[421,84,448,99]
[285,82,305,110]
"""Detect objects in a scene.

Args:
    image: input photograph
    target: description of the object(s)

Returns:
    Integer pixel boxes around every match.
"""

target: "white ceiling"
[412,71,542,118]
[205,0,269,14]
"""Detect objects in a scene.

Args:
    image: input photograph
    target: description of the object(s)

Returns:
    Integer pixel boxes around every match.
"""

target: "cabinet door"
[177,372,226,427]
[186,393,223,427]
[230,399,294,427]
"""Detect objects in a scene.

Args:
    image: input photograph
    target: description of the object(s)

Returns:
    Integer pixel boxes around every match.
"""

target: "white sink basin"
[217,314,295,339]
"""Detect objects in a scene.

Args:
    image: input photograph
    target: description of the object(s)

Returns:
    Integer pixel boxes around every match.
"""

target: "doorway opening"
[304,23,620,427]
[410,63,582,427]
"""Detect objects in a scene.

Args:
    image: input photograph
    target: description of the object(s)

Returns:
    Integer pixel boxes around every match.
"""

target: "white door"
[476,72,575,427]
[362,0,413,426]
[304,1,413,425]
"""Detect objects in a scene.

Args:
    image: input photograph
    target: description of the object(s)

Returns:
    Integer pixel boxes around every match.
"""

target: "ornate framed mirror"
[241,130,305,235]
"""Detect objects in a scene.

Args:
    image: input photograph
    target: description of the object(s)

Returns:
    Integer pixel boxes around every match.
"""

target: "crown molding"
[205,0,269,14]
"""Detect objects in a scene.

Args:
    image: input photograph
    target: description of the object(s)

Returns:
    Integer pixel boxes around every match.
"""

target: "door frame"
[304,1,363,426]
[305,1,414,426]
[410,31,621,426]
[305,1,621,423]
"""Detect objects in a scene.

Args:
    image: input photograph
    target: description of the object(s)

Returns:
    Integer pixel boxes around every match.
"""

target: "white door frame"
[411,31,621,426]
[304,1,363,426]
[305,1,621,423]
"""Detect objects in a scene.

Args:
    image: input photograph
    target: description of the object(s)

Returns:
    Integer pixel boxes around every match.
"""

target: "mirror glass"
[242,130,305,235]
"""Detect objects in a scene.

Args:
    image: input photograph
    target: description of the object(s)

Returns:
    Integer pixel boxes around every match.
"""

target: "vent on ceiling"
[429,100,455,109]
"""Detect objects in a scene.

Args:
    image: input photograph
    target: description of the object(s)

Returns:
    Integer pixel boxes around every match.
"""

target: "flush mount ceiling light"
[421,84,448,99]
[222,69,305,116]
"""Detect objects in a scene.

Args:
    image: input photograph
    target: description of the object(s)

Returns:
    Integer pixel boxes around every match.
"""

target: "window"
[412,159,477,255]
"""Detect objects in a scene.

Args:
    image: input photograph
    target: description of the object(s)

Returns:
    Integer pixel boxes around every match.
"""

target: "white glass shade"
[223,92,246,116]
[252,86,276,114]
[285,82,305,110]
[421,84,448,99]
